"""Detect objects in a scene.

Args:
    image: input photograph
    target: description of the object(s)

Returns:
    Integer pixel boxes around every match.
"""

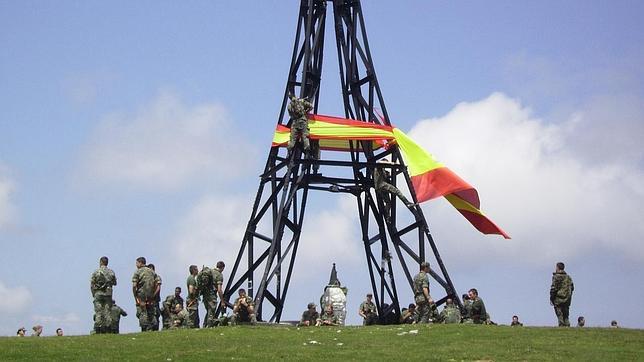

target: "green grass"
[2,324,644,361]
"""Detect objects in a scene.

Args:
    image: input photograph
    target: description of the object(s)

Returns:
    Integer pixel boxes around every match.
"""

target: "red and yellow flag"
[273,114,510,239]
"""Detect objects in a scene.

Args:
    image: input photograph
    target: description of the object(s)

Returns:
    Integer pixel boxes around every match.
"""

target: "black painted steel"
[221,0,461,323]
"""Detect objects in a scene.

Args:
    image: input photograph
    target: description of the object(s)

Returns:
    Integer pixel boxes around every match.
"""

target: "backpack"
[137,267,157,302]
[93,269,108,291]
[196,266,213,296]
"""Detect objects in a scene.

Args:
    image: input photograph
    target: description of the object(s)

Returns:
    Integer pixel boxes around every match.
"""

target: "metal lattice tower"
[221,0,460,323]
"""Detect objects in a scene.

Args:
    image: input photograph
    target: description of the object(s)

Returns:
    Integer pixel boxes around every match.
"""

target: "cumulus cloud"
[0,281,32,315]
[173,195,251,269]
[409,92,644,265]
[0,164,15,230]
[78,91,256,191]
[32,312,81,324]
[172,193,362,281]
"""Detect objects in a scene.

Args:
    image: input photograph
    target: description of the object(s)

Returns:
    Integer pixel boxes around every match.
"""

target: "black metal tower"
[221,0,460,323]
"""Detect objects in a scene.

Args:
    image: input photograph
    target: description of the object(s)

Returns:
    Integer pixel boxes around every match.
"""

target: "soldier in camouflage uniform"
[287,95,314,153]
[468,288,487,324]
[109,301,127,333]
[90,256,117,334]
[131,257,160,332]
[550,262,574,327]
[358,293,378,326]
[374,159,415,211]
[203,261,226,328]
[439,298,461,324]
[230,288,257,325]
[413,261,433,323]
[319,305,339,326]
[186,265,200,328]
[146,264,162,331]
[170,303,189,329]
[161,287,184,329]
[299,303,319,327]
[401,303,417,324]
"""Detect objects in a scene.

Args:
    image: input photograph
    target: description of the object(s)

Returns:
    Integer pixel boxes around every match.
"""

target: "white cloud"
[172,193,362,281]
[173,195,251,269]
[409,92,644,265]
[32,312,81,324]
[0,281,32,315]
[0,164,15,229]
[78,91,256,191]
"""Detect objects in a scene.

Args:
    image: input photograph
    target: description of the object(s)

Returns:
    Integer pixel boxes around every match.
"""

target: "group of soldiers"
[90,256,259,333]
[91,255,578,333]
[301,261,575,327]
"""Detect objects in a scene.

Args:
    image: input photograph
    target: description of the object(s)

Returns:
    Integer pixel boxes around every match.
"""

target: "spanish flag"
[273,114,510,239]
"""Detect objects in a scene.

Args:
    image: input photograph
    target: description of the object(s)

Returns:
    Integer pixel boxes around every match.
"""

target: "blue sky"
[1,1,643,335]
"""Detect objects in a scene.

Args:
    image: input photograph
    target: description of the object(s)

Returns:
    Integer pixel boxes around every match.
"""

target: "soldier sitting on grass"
[318,305,339,326]
[299,303,319,327]
[230,288,257,325]
[401,303,417,324]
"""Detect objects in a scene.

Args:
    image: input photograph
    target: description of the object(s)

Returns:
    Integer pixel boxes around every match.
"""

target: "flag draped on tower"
[273,114,510,239]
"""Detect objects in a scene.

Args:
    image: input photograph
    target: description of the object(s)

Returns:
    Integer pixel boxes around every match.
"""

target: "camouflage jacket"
[320,312,339,325]
[287,97,313,120]
[300,310,319,325]
[91,266,117,298]
[359,300,377,316]
[233,295,254,314]
[162,294,184,314]
[110,304,127,323]
[131,266,158,302]
[440,305,462,324]
[412,271,430,303]
[373,168,390,190]
[470,297,487,324]
[550,271,574,305]
[186,275,199,306]
[400,308,416,324]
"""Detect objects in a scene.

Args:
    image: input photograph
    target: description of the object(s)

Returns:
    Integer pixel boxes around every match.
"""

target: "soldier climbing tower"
[221,0,461,323]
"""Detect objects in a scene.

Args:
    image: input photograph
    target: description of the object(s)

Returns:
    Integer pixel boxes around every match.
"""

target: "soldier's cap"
[307,302,316,308]
[420,261,430,268]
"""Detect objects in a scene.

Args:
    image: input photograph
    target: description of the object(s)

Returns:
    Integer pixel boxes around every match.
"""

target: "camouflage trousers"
[415,300,431,324]
[203,298,219,328]
[230,311,257,325]
[554,303,571,327]
[136,303,157,332]
[93,296,113,334]
[152,302,161,331]
[363,313,378,326]
[378,183,412,207]
[287,119,310,151]
[187,304,200,329]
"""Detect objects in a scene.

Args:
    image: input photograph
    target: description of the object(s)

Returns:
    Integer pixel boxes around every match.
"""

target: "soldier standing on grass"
[413,261,433,323]
[90,256,117,334]
[186,265,200,328]
[147,263,162,331]
[132,257,160,332]
[550,262,574,327]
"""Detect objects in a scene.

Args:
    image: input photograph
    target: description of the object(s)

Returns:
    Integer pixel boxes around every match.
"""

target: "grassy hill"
[2,324,643,361]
